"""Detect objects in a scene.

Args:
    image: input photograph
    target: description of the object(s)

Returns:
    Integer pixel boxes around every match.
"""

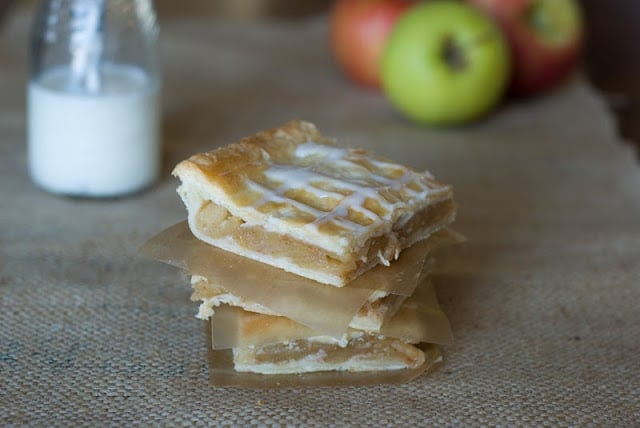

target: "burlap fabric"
[1,8,639,426]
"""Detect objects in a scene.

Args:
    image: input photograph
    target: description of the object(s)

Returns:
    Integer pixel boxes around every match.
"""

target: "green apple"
[381,1,511,125]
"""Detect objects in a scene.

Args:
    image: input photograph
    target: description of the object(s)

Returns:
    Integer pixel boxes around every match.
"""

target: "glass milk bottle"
[28,0,161,197]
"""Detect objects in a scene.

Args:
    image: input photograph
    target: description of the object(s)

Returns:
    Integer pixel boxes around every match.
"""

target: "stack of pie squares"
[169,121,458,376]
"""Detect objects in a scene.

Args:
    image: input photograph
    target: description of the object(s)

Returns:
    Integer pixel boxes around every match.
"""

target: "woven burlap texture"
[1,8,639,426]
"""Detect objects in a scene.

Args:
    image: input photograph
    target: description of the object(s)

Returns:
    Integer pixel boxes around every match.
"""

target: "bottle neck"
[68,0,105,94]
[30,0,160,89]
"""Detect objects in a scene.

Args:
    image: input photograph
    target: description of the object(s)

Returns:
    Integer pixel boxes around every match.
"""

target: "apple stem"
[442,37,467,71]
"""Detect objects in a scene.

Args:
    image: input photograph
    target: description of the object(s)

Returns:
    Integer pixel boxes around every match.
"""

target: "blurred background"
[1,0,638,149]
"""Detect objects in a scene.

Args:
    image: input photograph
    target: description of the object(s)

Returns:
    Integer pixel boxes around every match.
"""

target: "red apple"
[468,0,584,96]
[329,0,417,89]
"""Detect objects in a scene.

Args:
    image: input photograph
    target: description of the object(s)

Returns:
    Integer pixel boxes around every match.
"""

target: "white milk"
[28,64,160,197]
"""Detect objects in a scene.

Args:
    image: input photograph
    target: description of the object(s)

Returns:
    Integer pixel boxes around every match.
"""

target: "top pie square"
[173,120,455,286]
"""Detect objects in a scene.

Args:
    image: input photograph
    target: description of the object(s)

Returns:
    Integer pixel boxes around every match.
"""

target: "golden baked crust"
[173,120,455,286]
[191,275,280,319]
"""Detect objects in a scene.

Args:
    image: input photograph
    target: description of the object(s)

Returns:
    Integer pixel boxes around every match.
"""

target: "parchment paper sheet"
[205,322,443,388]
[142,222,456,337]
[209,280,452,349]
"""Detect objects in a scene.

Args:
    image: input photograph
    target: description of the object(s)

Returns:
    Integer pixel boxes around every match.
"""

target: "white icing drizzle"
[247,141,437,238]
[377,250,391,267]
